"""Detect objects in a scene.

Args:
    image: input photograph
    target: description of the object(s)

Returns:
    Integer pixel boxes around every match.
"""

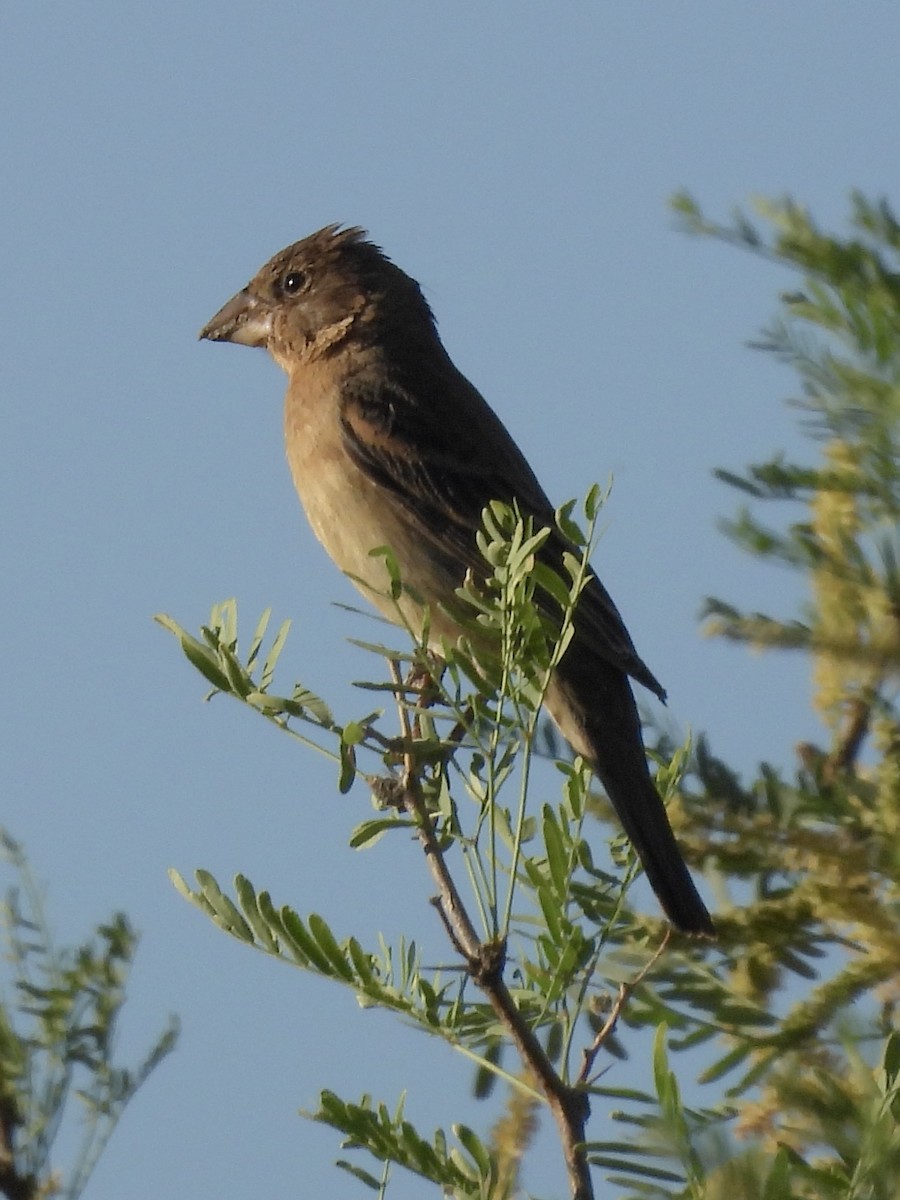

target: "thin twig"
[578,931,671,1086]
[386,660,596,1200]
[387,661,481,959]
[822,692,873,784]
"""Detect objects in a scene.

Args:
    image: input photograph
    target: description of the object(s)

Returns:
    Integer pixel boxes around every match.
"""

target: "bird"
[199,224,714,936]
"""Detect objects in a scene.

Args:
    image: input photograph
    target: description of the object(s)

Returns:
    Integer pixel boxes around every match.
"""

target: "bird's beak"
[199,289,274,347]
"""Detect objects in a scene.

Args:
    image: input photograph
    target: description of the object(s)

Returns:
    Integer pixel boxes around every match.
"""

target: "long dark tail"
[545,658,714,936]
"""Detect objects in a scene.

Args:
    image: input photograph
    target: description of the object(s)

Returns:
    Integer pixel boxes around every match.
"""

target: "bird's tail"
[545,662,714,937]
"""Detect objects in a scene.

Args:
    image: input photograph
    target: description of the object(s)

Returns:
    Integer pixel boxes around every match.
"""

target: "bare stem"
[577,932,670,1086]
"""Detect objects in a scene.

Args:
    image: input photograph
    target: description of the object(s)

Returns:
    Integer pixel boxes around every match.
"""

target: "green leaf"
[246,607,272,674]
[307,913,355,982]
[555,498,584,545]
[542,805,568,897]
[277,908,334,974]
[335,1160,382,1190]
[339,741,357,793]
[368,545,403,601]
[589,1154,685,1183]
[345,938,377,987]
[233,875,280,953]
[584,481,604,521]
[306,1091,488,1193]
[536,887,563,942]
[346,637,416,662]
[291,686,333,725]
[168,867,193,902]
[652,1023,673,1106]
[245,690,291,713]
[218,642,253,698]
[530,561,572,611]
[452,1123,492,1174]
[699,1042,753,1085]
[260,617,291,689]
[762,1148,792,1200]
[342,721,366,745]
[155,615,231,691]
[883,1031,900,1088]
[349,817,415,849]
[193,871,255,942]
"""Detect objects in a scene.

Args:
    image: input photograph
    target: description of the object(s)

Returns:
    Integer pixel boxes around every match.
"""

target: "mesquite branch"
[387,661,595,1200]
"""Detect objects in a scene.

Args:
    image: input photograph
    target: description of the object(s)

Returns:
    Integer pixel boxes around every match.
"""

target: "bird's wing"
[340,372,529,560]
[339,371,665,697]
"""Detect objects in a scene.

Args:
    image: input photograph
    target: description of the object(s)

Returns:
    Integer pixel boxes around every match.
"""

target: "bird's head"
[199,224,434,371]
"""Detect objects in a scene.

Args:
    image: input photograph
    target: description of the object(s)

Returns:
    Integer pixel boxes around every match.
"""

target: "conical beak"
[199,289,273,347]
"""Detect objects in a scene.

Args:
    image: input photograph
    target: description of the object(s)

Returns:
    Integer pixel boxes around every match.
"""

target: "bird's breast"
[283,378,460,639]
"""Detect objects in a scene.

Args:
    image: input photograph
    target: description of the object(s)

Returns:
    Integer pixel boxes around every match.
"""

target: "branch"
[387,662,595,1200]
[822,691,873,783]
[577,933,670,1086]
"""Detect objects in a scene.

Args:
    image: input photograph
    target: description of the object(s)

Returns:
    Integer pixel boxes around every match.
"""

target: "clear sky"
[3,4,899,1197]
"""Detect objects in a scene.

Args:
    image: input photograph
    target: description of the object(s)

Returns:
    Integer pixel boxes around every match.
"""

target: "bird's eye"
[281,270,307,295]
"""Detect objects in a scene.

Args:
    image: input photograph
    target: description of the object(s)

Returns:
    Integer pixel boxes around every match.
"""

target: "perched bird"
[200,225,714,936]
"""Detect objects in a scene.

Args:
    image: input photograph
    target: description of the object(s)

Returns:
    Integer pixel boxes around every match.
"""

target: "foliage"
[160,193,900,1197]
[0,829,178,1200]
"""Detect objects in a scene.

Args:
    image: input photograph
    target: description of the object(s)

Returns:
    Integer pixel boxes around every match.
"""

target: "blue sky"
[3,4,899,1197]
